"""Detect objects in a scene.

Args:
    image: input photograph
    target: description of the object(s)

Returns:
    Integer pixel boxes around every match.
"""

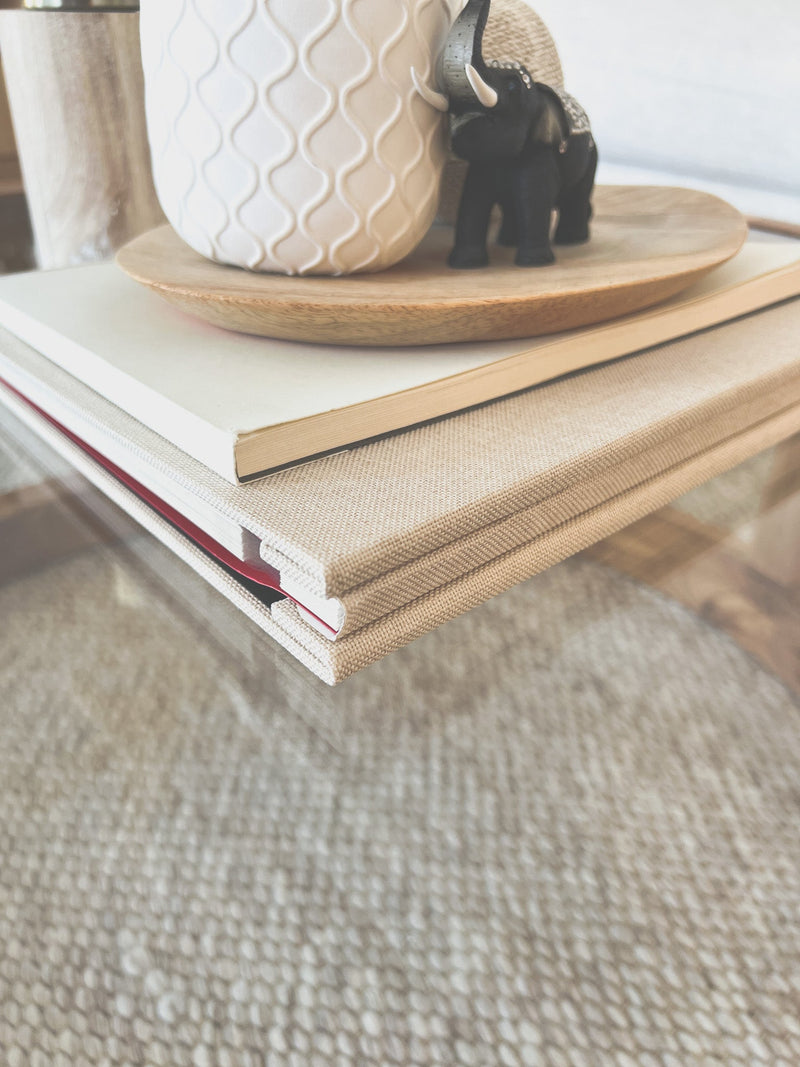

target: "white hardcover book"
[0,232,798,483]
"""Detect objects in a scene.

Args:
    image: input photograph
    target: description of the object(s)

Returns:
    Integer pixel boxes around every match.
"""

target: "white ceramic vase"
[140,0,460,276]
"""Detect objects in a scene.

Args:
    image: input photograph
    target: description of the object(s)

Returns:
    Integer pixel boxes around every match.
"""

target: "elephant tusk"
[465,63,498,109]
[411,67,449,112]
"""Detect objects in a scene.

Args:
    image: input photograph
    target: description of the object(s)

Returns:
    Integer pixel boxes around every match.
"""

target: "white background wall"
[525,0,800,222]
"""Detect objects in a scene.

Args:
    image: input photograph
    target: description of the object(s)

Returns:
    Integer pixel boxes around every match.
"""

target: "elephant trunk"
[442,0,498,110]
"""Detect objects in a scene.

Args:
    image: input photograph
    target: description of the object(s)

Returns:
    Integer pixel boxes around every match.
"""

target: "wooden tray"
[117,186,747,347]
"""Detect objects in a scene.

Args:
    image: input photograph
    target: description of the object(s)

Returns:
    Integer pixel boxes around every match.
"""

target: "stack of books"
[1,231,800,684]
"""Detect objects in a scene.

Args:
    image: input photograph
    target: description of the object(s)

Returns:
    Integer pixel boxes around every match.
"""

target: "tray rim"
[117,185,749,347]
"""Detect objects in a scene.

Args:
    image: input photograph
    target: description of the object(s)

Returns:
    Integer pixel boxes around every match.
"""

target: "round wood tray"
[117,186,747,347]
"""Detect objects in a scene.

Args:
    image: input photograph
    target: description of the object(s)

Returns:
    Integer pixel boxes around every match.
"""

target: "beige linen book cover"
[2,289,800,683]
[0,235,799,482]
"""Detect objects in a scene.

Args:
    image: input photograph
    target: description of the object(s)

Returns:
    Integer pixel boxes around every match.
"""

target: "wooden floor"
[0,473,135,587]
[582,433,800,697]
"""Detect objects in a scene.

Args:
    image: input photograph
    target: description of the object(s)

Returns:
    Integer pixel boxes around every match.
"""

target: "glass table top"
[1,404,799,1066]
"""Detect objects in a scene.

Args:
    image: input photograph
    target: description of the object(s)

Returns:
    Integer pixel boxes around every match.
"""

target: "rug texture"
[1,540,799,1067]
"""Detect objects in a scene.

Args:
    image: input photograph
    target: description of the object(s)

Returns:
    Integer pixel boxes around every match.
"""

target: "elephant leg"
[449,164,496,269]
[514,152,558,267]
[496,174,518,247]
[555,140,598,246]
[497,202,518,247]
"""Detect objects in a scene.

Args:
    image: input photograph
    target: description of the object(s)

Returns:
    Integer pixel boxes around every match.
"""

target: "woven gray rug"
[1,540,799,1067]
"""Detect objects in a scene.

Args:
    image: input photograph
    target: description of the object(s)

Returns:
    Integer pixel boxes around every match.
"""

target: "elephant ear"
[533,85,570,147]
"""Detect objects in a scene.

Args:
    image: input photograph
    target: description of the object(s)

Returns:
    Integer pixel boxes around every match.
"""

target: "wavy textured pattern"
[140,0,462,276]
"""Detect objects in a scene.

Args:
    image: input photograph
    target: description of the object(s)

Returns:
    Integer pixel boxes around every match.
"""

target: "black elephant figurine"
[435,0,598,269]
